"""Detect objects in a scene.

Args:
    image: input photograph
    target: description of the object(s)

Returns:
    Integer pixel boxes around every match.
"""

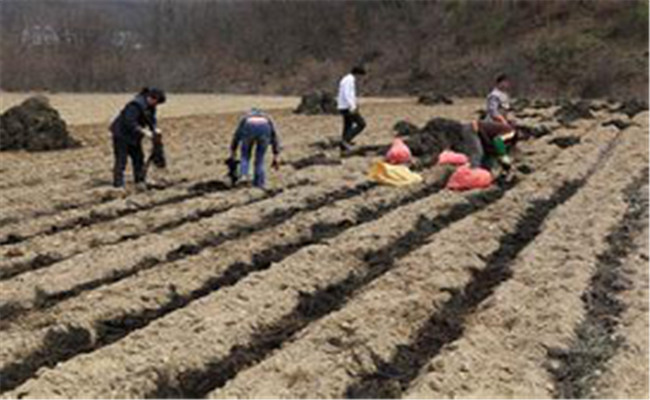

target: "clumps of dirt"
[0,324,93,392]
[393,120,420,136]
[514,111,544,119]
[417,94,453,106]
[294,91,338,115]
[602,119,635,131]
[612,99,648,118]
[531,99,554,109]
[517,124,553,139]
[188,179,230,194]
[517,164,534,175]
[0,96,81,151]
[511,98,531,112]
[403,118,470,165]
[553,100,595,126]
[291,152,341,169]
[549,136,581,149]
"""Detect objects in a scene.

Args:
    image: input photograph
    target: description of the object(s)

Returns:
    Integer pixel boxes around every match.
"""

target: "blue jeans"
[239,124,271,188]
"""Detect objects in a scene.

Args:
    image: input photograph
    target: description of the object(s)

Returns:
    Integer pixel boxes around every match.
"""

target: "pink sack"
[446,165,493,191]
[385,138,412,165]
[437,150,469,166]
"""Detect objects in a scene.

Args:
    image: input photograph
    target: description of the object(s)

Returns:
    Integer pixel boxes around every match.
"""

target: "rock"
[0,95,80,152]
[293,91,338,115]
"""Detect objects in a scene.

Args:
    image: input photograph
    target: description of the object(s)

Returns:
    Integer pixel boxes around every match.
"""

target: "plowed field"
[0,96,647,398]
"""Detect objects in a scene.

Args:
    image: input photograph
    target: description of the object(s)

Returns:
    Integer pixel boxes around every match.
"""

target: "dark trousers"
[340,109,366,144]
[239,125,271,188]
[113,135,145,187]
[459,124,484,168]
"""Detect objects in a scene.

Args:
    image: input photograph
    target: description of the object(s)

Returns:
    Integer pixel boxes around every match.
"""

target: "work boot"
[135,182,148,193]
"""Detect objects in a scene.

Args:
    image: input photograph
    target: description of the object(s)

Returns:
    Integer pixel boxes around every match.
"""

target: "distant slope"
[0,0,647,98]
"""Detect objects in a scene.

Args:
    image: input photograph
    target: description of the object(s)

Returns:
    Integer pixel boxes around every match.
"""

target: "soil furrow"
[0,177,312,280]
[151,182,514,398]
[2,170,471,398]
[345,179,586,398]
[0,179,375,323]
[0,189,273,280]
[0,172,446,393]
[548,169,649,399]
[592,226,649,399]
[211,122,625,399]
[401,125,647,398]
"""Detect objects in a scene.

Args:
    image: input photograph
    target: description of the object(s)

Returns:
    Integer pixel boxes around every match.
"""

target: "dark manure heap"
[293,91,338,115]
[0,96,80,151]
[403,118,470,165]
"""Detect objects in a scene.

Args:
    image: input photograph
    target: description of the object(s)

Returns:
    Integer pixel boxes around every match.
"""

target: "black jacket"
[110,95,157,145]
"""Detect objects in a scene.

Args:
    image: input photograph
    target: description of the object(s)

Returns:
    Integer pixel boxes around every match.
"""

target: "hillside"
[0,0,648,98]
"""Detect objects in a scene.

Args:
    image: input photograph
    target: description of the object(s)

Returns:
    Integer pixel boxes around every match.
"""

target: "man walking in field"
[337,66,367,153]
[229,108,281,189]
[109,87,166,190]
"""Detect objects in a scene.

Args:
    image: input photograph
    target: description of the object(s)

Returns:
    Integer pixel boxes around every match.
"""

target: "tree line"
[1,0,647,98]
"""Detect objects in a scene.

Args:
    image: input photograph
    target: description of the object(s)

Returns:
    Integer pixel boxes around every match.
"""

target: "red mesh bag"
[437,150,469,166]
[446,165,493,190]
[385,138,412,165]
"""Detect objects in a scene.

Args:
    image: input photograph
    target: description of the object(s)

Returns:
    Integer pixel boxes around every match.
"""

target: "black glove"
[225,157,240,186]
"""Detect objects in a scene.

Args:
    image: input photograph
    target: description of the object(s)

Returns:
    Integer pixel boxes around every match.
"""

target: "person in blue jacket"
[229,108,281,189]
[109,87,166,188]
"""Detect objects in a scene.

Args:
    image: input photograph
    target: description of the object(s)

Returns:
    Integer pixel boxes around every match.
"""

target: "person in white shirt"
[486,73,513,127]
[337,66,367,152]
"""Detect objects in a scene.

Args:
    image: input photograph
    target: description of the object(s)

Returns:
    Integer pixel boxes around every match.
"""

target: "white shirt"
[337,73,357,111]
[486,88,510,121]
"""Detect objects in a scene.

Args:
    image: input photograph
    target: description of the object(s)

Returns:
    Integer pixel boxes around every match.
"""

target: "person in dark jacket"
[109,88,166,188]
[230,108,281,189]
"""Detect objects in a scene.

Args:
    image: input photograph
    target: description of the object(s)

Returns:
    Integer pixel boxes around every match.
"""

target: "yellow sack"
[368,160,423,186]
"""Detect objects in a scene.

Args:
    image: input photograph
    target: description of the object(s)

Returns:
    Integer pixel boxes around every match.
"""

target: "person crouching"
[230,108,281,189]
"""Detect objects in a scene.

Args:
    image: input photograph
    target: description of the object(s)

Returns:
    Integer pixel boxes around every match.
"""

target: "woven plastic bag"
[446,165,492,191]
[437,150,469,166]
[368,160,423,187]
[385,138,412,165]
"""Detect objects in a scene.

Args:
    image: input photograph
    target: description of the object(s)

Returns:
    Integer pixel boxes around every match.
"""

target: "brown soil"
[0,99,646,399]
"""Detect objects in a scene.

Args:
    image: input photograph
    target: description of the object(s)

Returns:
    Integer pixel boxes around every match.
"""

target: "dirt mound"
[511,98,531,112]
[613,99,648,118]
[517,124,553,139]
[404,118,469,165]
[553,100,594,126]
[393,120,420,136]
[531,99,554,109]
[0,96,80,151]
[417,94,453,106]
[602,119,635,131]
[549,135,581,149]
[293,91,338,115]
